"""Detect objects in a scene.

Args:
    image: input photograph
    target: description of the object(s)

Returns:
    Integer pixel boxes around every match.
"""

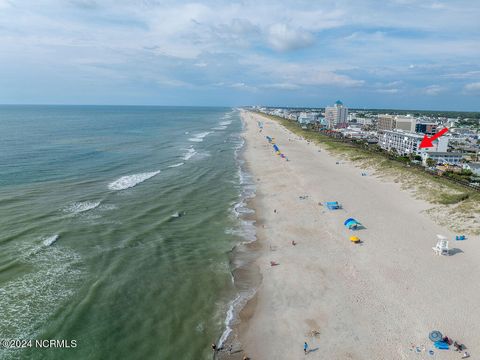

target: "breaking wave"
[188,131,211,142]
[168,162,185,168]
[108,171,160,191]
[63,201,101,214]
[183,147,197,161]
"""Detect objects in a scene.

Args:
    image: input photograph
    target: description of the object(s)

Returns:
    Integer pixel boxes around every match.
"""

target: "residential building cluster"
[254,101,480,184]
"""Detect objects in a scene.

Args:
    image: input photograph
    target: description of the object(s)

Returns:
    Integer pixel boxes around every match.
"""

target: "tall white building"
[380,129,449,155]
[325,100,348,129]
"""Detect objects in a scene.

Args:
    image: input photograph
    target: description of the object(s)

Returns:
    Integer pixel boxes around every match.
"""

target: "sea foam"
[183,147,197,160]
[168,162,185,168]
[64,201,101,214]
[108,171,160,191]
[188,131,211,142]
[42,234,59,247]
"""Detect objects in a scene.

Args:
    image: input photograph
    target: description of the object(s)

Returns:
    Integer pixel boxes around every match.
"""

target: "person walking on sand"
[304,342,308,354]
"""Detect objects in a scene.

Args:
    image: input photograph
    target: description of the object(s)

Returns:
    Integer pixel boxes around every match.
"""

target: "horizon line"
[1,103,479,114]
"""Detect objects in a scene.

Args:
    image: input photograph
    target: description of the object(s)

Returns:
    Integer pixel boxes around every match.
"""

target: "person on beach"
[304,342,308,354]
[211,343,217,352]
[292,240,297,246]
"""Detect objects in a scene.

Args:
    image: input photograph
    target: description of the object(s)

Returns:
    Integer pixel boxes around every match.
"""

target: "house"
[421,152,464,166]
[462,162,480,175]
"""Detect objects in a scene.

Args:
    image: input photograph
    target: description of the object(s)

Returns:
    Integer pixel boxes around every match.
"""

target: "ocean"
[0,106,255,360]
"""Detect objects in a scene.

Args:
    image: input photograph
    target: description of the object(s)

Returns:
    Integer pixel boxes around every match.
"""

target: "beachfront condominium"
[377,114,416,132]
[325,100,348,129]
[380,129,449,155]
[394,116,416,132]
[377,114,396,131]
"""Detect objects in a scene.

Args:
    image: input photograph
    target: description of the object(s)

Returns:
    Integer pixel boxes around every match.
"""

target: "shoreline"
[215,113,263,360]
[221,110,480,359]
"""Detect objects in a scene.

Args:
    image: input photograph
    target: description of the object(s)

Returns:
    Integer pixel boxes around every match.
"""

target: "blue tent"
[326,201,341,210]
[273,144,279,152]
[344,218,361,230]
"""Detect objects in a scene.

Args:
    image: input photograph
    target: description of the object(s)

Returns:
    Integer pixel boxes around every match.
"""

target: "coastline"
[221,110,480,359]
[215,113,262,360]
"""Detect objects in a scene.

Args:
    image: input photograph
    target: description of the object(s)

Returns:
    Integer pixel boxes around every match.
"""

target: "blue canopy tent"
[273,144,279,152]
[326,201,341,210]
[344,218,361,230]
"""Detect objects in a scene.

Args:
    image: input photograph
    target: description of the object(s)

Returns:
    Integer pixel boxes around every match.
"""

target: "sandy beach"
[233,110,480,359]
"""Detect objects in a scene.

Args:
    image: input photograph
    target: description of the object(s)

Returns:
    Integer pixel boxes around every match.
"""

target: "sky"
[0,0,480,110]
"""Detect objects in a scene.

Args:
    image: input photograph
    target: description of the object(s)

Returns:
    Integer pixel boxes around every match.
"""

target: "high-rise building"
[394,115,416,132]
[416,123,438,135]
[377,114,396,132]
[325,100,348,129]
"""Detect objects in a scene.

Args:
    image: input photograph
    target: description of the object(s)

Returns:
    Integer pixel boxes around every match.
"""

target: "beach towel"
[434,341,449,350]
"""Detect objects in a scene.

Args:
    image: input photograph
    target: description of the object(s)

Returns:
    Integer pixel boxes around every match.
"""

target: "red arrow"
[419,127,449,149]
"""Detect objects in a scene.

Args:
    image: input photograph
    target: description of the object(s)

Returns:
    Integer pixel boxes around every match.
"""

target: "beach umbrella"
[429,331,443,342]
[350,236,360,243]
[344,218,355,225]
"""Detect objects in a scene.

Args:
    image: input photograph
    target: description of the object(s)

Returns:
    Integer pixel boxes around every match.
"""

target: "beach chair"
[432,240,449,256]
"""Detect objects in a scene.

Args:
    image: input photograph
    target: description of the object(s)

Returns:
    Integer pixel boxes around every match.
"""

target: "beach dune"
[235,111,480,359]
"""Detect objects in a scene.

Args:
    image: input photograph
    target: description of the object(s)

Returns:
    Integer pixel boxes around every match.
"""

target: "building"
[422,152,464,166]
[380,129,449,155]
[462,162,480,175]
[394,116,416,132]
[377,114,396,132]
[297,112,319,124]
[416,123,438,135]
[325,100,348,129]
[356,117,373,126]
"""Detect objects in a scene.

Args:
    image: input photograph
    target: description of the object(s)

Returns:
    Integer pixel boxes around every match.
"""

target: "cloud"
[441,70,480,79]
[262,83,301,90]
[228,82,257,92]
[266,23,315,51]
[464,82,480,92]
[376,88,400,94]
[423,84,446,95]
[0,0,479,108]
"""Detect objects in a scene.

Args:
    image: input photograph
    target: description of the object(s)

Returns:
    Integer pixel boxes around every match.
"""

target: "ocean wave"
[42,234,59,247]
[188,131,211,142]
[168,162,185,168]
[212,126,227,130]
[0,241,83,344]
[63,201,101,214]
[225,219,256,243]
[183,147,197,160]
[219,121,232,126]
[108,171,160,191]
[218,288,257,348]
